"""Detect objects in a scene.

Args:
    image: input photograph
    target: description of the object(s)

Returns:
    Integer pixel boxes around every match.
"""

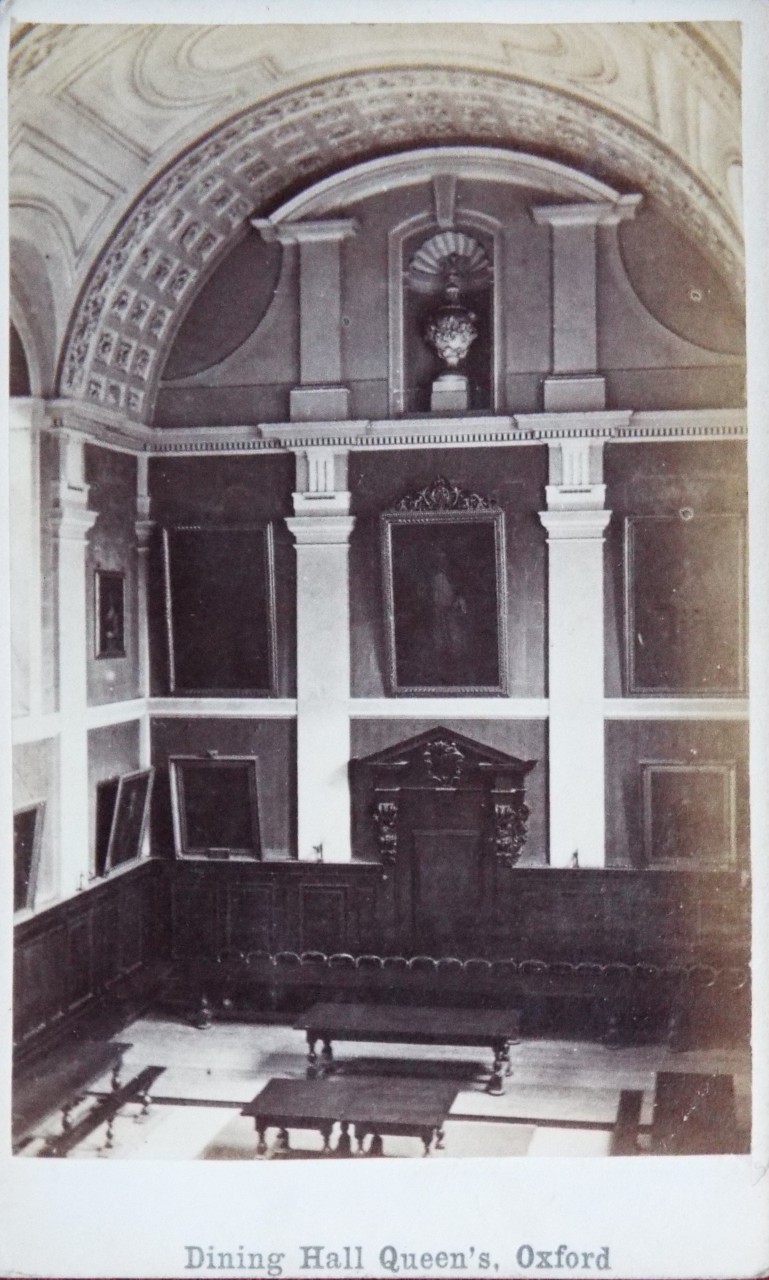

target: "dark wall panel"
[147,455,296,697]
[349,447,547,698]
[604,719,749,870]
[603,441,748,697]
[150,717,296,861]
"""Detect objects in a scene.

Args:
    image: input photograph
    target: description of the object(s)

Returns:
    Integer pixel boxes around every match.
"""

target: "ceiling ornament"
[55,66,744,424]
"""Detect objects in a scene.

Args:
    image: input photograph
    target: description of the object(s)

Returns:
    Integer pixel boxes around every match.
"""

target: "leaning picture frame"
[380,477,509,695]
[12,802,45,913]
[104,768,154,872]
[169,755,262,860]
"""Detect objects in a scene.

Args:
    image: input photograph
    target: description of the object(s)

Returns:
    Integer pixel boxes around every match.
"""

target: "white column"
[252,217,358,421]
[49,431,97,896]
[135,455,154,770]
[286,448,354,862]
[9,399,44,718]
[532,197,640,412]
[539,440,610,867]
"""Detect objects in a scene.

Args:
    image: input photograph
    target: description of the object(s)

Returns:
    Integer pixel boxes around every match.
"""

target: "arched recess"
[10,240,59,397]
[56,65,743,425]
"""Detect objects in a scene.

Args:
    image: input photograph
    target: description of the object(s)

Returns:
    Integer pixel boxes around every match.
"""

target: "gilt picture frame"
[380,478,508,696]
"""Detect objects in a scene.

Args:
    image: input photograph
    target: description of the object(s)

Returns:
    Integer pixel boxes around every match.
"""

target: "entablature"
[42,400,747,458]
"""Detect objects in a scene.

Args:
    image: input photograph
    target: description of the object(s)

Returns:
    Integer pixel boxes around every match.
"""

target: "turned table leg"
[368,1133,383,1158]
[320,1038,334,1074]
[273,1127,291,1156]
[336,1121,352,1157]
[488,1043,506,1095]
[255,1121,268,1157]
[435,1124,446,1150]
[306,1034,319,1078]
[320,1123,333,1156]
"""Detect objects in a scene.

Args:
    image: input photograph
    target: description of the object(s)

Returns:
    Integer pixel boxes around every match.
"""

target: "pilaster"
[49,432,98,896]
[9,399,44,718]
[539,439,610,867]
[253,218,358,422]
[532,197,640,411]
[286,447,354,861]
[135,454,154,769]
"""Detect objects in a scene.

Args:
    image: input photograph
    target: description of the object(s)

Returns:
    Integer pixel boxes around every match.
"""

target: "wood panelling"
[13,860,169,1058]
[169,859,748,968]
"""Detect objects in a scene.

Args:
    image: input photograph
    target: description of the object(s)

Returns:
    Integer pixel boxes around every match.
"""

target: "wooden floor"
[15,1014,751,1160]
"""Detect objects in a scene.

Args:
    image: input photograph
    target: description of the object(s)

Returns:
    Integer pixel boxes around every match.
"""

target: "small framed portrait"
[94,569,126,658]
[381,477,508,695]
[169,755,262,860]
[13,802,45,912]
[162,524,278,695]
[101,768,154,873]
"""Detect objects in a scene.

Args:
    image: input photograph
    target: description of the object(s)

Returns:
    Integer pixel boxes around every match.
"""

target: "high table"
[243,1076,459,1157]
[294,1003,521,1094]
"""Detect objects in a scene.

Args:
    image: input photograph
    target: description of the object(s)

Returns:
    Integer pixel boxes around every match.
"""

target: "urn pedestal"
[430,372,469,412]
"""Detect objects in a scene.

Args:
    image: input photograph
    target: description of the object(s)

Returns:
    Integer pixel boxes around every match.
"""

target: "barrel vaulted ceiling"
[8,21,742,418]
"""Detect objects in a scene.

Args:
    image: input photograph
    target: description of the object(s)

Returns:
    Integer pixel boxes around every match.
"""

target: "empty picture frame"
[641,760,738,869]
[381,478,508,695]
[624,513,746,695]
[104,768,154,872]
[95,569,126,658]
[162,524,277,695]
[169,755,262,859]
[13,802,44,912]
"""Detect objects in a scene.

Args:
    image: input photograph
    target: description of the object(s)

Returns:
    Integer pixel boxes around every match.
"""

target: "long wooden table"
[294,1003,520,1094]
[243,1076,459,1157]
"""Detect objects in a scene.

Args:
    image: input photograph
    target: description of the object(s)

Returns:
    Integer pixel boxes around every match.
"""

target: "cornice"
[37,405,747,457]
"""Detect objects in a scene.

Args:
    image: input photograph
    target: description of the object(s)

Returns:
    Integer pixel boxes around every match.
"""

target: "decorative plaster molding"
[85,699,145,729]
[252,217,358,244]
[531,194,642,227]
[349,698,550,719]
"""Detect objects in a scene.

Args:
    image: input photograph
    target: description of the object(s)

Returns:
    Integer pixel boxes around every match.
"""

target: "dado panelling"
[603,440,747,698]
[349,447,547,698]
[13,860,169,1054]
[167,859,746,967]
[147,455,296,698]
[150,718,297,862]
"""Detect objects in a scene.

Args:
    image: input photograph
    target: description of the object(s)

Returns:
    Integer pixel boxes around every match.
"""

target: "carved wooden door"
[396,789,488,955]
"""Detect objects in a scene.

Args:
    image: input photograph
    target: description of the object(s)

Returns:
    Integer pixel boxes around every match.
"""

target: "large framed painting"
[381,477,508,695]
[162,524,277,695]
[624,513,746,695]
[94,569,126,659]
[102,768,154,872]
[13,802,45,912]
[169,755,262,860]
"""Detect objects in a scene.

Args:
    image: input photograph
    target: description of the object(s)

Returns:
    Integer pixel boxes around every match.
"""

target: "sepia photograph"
[2,1,768,1277]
